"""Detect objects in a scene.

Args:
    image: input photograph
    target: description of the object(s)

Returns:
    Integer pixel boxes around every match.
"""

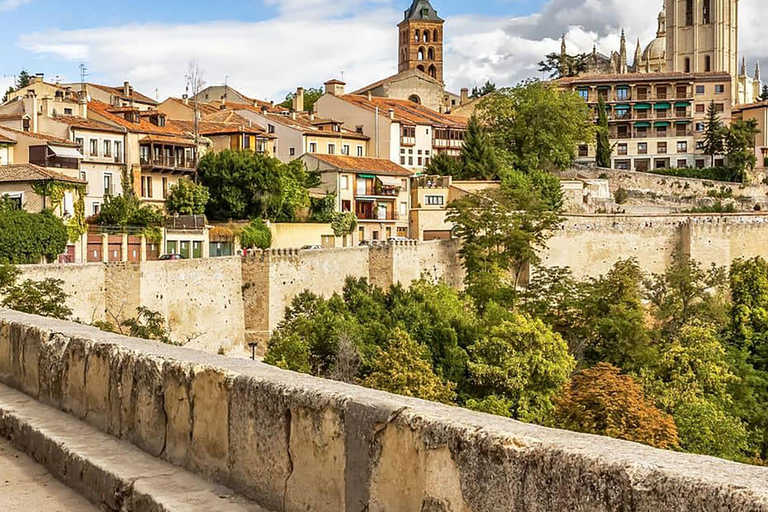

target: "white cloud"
[15,0,768,102]
[0,0,32,12]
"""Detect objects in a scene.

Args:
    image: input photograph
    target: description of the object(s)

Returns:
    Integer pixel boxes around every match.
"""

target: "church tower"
[398,0,445,83]
[665,0,739,78]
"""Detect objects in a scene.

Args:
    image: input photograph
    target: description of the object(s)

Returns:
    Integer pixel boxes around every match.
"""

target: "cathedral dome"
[643,36,666,62]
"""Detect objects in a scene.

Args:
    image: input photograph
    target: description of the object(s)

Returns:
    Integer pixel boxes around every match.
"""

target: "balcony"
[356,209,400,221]
[140,155,196,172]
[413,175,450,189]
[401,136,416,147]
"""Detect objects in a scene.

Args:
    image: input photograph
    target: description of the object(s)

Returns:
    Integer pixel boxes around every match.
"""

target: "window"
[342,144,350,156]
[703,0,711,23]
[684,58,691,73]
[75,137,84,150]
[715,84,725,94]
[309,142,317,153]
[677,141,688,153]
[658,142,667,154]
[696,141,704,150]
[357,145,364,157]
[103,140,112,157]
[705,55,711,72]
[425,195,445,206]
[342,200,351,212]
[79,171,86,181]
[92,202,100,215]
[89,139,98,156]
[638,142,648,155]
[616,87,629,100]
[104,173,113,196]
[696,104,705,113]
[400,202,408,216]
[268,124,275,134]
[617,143,627,156]
[418,157,423,166]
[686,0,693,25]
[115,141,122,162]
[328,143,336,155]
[715,103,724,112]
[696,85,705,94]
[64,108,73,115]
[677,159,688,168]
[408,156,413,165]
[400,157,406,165]
[676,86,688,98]
[578,89,589,101]
[675,107,687,117]
[578,144,589,157]
[141,176,152,198]
[696,159,706,168]
[289,148,295,156]
[341,175,349,190]
[657,126,668,137]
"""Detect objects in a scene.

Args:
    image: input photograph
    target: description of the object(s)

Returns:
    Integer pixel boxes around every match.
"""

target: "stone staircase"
[0,383,269,512]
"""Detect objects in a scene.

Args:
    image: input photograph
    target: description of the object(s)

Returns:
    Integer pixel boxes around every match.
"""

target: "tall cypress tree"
[703,100,725,167]
[595,95,612,168]
[761,85,768,101]
[461,114,501,180]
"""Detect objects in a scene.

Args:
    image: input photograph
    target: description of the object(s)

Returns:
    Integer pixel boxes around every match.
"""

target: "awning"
[378,176,400,187]
[654,121,671,127]
[675,120,691,125]
[597,86,611,90]
[654,103,671,110]
[634,103,651,110]
[634,122,651,128]
[49,146,84,159]
[675,102,691,107]
[358,174,376,179]
[615,104,631,110]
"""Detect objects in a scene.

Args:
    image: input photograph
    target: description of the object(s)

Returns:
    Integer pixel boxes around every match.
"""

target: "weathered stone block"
[19,325,41,398]
[162,360,192,467]
[285,405,346,512]
[228,377,292,511]
[84,342,112,431]
[190,365,231,479]
[61,337,88,419]
[37,332,68,409]
[131,355,166,457]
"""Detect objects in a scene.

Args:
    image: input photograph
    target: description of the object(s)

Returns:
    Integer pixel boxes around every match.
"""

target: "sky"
[0,0,766,104]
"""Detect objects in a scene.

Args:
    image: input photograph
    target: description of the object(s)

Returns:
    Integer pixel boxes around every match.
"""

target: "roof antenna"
[79,63,88,85]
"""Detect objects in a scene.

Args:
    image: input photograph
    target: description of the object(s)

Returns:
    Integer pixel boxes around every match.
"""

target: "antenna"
[79,63,88,85]
[341,70,345,82]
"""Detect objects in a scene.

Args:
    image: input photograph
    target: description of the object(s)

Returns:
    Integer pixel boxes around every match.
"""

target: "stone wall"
[2,310,768,512]
[17,264,106,324]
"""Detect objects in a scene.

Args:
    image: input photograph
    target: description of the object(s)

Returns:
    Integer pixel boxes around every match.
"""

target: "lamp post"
[248,342,259,361]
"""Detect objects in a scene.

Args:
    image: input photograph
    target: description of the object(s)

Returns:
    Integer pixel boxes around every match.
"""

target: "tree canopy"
[279,87,324,112]
[165,179,210,215]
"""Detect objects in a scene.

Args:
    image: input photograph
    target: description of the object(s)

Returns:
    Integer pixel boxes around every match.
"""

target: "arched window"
[417,65,426,73]
[685,57,691,73]
[414,30,420,42]
[428,65,437,79]
[424,31,430,43]
[705,55,711,72]
[409,95,421,104]
[433,29,439,42]
[418,47,425,61]
[428,47,435,60]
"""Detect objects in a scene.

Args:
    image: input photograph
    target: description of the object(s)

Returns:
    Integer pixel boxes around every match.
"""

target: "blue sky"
[1,0,764,102]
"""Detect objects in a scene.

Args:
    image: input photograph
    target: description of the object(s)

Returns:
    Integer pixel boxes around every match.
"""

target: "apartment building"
[66,82,158,111]
[314,80,467,172]
[733,100,768,166]
[560,72,733,171]
[170,114,276,156]
[301,153,412,242]
[88,100,196,207]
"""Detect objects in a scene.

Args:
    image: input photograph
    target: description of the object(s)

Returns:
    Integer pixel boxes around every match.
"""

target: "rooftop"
[558,71,733,86]
[0,163,86,184]
[249,110,370,140]
[88,100,193,142]
[338,94,467,129]
[305,154,413,177]
[52,115,128,134]
[402,0,443,22]
[0,125,81,147]
[84,83,158,106]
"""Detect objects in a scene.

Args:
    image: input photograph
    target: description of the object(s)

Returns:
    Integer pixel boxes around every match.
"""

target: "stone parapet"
[1,309,768,512]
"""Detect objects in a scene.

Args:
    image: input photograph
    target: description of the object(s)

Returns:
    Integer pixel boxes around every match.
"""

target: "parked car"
[387,237,410,243]
[159,254,186,261]
[301,245,322,251]
[359,240,383,247]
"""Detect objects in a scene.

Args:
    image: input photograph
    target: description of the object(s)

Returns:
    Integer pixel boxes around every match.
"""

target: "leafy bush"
[0,264,72,320]
[614,187,628,205]
[165,179,210,215]
[240,219,273,249]
[330,212,358,237]
[121,307,176,345]
[0,209,68,264]
[94,195,163,227]
[647,166,745,183]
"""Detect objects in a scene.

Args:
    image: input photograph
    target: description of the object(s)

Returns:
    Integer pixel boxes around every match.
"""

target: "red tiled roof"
[214,100,288,114]
[0,125,80,147]
[0,163,86,185]
[170,118,275,138]
[306,154,413,177]
[88,100,193,141]
[139,135,197,147]
[254,111,369,140]
[53,115,127,134]
[339,95,467,129]
[0,113,26,121]
[86,83,158,105]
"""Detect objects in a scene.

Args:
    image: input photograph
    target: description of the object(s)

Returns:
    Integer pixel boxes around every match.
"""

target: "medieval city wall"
[2,309,768,512]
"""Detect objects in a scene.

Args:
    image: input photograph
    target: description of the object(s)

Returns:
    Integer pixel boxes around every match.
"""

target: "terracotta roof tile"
[339,95,466,129]
[89,100,193,141]
[86,83,158,105]
[0,133,16,144]
[0,163,86,184]
[53,115,127,134]
[306,154,413,177]
[170,118,275,138]
[254,111,369,140]
[139,134,197,147]
[0,126,80,147]
[0,113,26,121]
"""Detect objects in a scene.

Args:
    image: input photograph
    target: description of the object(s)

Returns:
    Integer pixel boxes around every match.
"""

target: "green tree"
[447,169,563,307]
[467,313,575,422]
[165,178,210,215]
[459,114,501,180]
[703,101,725,167]
[279,87,323,112]
[1,275,73,321]
[197,150,316,221]
[425,153,462,177]
[538,52,588,78]
[363,329,457,404]
[724,118,760,175]
[330,212,357,237]
[478,80,593,172]
[94,195,163,228]
[470,81,497,99]
[595,95,612,168]
[121,307,176,345]
[240,218,273,249]
[761,85,768,101]
[554,363,680,450]
[2,70,31,103]
[0,209,68,264]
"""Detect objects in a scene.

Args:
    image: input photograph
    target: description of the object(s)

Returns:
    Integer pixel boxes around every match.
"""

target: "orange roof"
[0,163,86,185]
[170,118,275,138]
[0,133,16,144]
[0,125,80,147]
[139,134,197,147]
[0,113,26,121]
[255,111,369,140]
[306,154,413,177]
[164,97,221,117]
[86,83,158,105]
[339,95,467,129]
[88,100,193,141]
[53,115,127,134]
[213,100,288,114]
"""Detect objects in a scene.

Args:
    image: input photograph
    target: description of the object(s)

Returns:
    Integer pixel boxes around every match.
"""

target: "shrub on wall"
[240,219,273,249]
[647,166,745,183]
[614,188,628,205]
[0,208,68,264]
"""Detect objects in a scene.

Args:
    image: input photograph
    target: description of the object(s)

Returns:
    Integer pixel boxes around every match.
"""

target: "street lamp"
[248,342,259,361]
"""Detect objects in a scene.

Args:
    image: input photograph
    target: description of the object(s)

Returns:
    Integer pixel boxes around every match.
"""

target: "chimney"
[261,106,269,115]
[293,87,305,112]
[40,96,51,118]
[78,90,88,118]
[388,108,395,120]
[123,81,131,97]
[310,112,316,122]
[367,91,372,101]
[291,111,297,120]
[182,94,189,105]
[460,87,469,103]
[324,79,346,96]
[27,92,38,133]
[33,73,44,84]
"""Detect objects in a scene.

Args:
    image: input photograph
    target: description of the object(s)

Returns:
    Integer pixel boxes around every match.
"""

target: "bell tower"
[666,0,739,78]
[397,0,445,83]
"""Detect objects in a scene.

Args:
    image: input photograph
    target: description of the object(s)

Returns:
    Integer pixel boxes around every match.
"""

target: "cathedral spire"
[634,38,642,71]
[756,61,761,82]
[740,56,747,77]
[619,29,628,74]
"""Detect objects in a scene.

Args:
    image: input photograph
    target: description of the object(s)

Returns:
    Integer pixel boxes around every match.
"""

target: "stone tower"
[665,0,738,79]
[398,0,445,83]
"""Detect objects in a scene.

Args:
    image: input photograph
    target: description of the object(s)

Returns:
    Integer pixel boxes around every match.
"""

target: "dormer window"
[421,8,428,17]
